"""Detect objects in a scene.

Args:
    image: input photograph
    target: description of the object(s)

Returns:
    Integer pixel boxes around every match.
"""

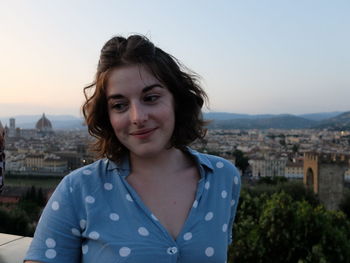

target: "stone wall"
[318,163,347,210]
[303,152,350,210]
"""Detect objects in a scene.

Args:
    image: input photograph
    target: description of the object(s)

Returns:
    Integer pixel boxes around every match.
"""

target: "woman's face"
[106,64,175,158]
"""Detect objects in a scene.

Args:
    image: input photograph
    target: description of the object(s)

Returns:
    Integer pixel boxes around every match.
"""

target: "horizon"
[0,110,348,126]
[1,1,349,117]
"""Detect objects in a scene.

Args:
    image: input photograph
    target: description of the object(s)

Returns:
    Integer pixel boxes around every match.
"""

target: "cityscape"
[1,113,350,192]
[1,112,350,262]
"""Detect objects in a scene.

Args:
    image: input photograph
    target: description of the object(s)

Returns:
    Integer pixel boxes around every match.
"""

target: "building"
[36,113,53,135]
[285,159,304,179]
[304,152,350,210]
[249,157,287,177]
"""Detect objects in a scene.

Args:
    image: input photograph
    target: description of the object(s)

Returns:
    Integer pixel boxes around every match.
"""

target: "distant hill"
[298,112,343,121]
[204,111,343,121]
[1,111,349,131]
[207,114,316,130]
[312,111,350,130]
[204,112,275,120]
[204,111,350,130]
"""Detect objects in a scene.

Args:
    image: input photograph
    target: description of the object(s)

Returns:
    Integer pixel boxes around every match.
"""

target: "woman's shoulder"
[187,148,239,174]
[61,158,113,188]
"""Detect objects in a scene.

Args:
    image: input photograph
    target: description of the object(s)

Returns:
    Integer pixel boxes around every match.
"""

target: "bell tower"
[304,152,350,210]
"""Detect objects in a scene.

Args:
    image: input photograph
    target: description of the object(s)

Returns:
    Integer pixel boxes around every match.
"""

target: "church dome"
[36,113,53,132]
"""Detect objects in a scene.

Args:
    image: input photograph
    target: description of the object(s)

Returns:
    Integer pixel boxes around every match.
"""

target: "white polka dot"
[89,231,100,240]
[193,200,198,208]
[71,228,80,236]
[85,196,95,204]
[138,227,149,236]
[51,201,59,211]
[45,238,56,248]
[221,190,228,199]
[205,181,210,190]
[104,183,113,190]
[216,161,224,168]
[222,223,228,232]
[83,169,92,175]
[205,247,214,257]
[234,176,239,185]
[151,214,159,221]
[70,187,73,193]
[45,249,57,259]
[205,212,214,221]
[82,245,88,254]
[80,219,86,230]
[183,232,192,241]
[126,194,133,202]
[231,199,236,206]
[110,213,120,221]
[119,247,131,257]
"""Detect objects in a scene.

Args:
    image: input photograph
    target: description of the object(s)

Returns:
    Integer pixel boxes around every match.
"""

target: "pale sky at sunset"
[0,0,349,118]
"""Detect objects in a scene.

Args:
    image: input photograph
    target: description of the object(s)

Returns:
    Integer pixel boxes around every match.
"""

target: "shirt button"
[167,246,178,255]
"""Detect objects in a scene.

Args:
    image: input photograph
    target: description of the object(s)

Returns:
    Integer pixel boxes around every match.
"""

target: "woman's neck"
[129,147,192,179]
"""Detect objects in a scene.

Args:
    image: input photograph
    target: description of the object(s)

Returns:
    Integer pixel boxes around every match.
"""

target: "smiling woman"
[106,65,175,159]
[24,34,241,263]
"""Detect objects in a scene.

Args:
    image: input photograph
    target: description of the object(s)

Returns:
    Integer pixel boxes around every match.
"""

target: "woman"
[25,35,241,263]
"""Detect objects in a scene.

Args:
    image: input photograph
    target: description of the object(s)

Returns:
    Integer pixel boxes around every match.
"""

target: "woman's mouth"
[130,128,157,139]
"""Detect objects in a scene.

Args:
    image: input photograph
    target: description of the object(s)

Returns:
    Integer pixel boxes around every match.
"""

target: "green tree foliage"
[0,185,47,236]
[0,207,31,236]
[253,178,320,206]
[232,149,249,174]
[21,185,46,206]
[257,176,288,185]
[292,144,299,154]
[229,189,350,263]
[339,188,350,219]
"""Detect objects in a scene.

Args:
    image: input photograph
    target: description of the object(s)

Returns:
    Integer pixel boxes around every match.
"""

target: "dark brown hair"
[82,34,208,162]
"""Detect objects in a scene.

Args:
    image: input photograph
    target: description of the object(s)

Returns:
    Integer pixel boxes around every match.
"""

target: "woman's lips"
[130,128,157,139]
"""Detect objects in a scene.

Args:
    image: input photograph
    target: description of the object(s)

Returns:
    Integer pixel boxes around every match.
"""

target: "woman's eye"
[111,103,128,112]
[144,95,160,102]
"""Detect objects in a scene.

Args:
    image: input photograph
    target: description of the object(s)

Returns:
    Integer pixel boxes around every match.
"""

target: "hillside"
[207,114,316,130]
[313,111,350,130]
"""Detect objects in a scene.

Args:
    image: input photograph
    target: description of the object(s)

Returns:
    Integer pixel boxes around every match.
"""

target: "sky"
[0,0,349,118]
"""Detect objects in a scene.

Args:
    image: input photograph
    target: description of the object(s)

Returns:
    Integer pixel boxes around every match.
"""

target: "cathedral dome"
[36,113,53,132]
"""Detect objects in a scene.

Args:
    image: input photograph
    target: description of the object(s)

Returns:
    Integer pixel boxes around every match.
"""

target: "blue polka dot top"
[25,148,241,263]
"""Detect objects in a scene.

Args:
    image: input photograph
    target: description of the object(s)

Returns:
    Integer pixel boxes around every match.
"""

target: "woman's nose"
[130,103,148,125]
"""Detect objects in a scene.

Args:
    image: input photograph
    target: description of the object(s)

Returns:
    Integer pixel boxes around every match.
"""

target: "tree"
[339,189,350,219]
[232,149,249,174]
[0,207,31,236]
[228,190,350,263]
[292,144,299,154]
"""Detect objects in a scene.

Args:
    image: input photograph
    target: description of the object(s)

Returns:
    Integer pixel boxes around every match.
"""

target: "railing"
[0,233,32,263]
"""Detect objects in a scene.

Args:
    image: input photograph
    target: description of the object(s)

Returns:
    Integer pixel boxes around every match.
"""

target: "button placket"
[167,246,178,255]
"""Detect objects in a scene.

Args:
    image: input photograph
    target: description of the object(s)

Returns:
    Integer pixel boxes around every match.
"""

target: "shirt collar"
[106,147,213,175]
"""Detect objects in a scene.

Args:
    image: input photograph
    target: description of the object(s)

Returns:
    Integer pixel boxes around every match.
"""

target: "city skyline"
[1,1,349,117]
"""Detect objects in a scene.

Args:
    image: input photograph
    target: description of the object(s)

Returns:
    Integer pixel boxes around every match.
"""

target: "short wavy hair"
[82,34,208,162]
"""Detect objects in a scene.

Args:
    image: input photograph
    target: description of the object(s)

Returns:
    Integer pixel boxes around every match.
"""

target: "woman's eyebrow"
[107,84,163,101]
[142,84,163,93]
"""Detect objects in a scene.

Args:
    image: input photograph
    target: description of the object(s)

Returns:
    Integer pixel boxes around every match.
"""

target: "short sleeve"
[227,166,241,244]
[24,175,82,262]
